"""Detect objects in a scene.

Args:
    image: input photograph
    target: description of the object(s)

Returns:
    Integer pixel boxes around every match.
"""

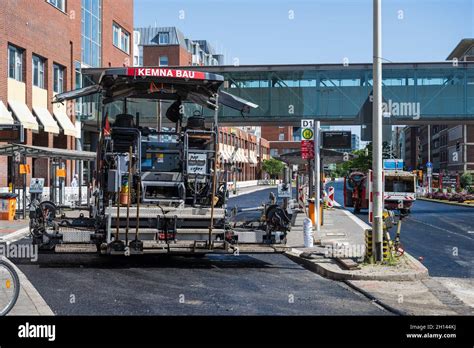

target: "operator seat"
[112,114,138,153]
[114,113,134,128]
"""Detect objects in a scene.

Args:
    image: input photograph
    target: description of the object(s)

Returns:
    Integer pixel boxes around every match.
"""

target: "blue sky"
[134,0,473,65]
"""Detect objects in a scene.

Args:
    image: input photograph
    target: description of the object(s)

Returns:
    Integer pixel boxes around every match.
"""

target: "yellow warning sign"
[19,164,30,174]
[56,168,66,178]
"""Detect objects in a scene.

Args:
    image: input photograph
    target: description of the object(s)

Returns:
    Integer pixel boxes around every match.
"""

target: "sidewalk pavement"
[285,207,428,281]
[284,205,474,315]
[0,220,54,315]
[0,219,30,242]
[3,257,54,316]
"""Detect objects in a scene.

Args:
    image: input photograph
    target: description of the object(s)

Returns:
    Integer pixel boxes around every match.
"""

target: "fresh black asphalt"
[13,187,388,315]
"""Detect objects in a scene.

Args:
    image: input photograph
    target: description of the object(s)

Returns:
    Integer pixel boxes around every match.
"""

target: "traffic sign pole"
[314,120,320,232]
[427,162,433,194]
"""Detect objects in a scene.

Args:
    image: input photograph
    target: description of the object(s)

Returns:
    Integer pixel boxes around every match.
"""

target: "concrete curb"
[1,227,30,243]
[343,280,407,316]
[417,197,474,208]
[285,248,429,281]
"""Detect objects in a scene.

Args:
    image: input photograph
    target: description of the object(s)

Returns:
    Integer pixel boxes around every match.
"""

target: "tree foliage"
[334,143,372,177]
[262,158,285,179]
[460,172,472,189]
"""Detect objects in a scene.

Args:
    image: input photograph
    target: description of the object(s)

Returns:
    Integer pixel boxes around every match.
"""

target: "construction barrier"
[327,186,335,208]
[298,186,306,210]
[308,199,323,227]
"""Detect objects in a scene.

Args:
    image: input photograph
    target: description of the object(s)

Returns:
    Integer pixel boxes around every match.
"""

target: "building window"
[47,0,66,11]
[81,0,102,67]
[278,133,285,141]
[32,55,46,88]
[113,23,130,53]
[159,56,168,67]
[8,45,23,81]
[53,64,64,93]
[159,33,169,45]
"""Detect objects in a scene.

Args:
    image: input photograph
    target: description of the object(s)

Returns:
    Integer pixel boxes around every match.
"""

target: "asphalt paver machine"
[31,67,272,255]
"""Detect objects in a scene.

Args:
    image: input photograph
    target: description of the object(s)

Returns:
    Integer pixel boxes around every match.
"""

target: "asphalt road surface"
[13,188,389,316]
[14,252,388,315]
[331,179,474,278]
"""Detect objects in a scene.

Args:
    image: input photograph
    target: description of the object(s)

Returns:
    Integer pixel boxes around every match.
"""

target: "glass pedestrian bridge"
[191,62,474,126]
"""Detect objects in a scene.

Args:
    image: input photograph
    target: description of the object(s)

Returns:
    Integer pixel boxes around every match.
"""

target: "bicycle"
[0,257,20,316]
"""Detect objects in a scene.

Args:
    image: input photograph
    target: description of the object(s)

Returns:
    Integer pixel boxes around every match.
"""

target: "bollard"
[303,217,314,248]
[383,239,390,261]
[365,229,373,259]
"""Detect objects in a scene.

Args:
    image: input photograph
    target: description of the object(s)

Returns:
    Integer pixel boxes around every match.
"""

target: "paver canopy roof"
[53,67,257,114]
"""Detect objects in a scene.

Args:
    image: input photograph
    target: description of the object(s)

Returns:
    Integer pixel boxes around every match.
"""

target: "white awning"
[53,109,77,137]
[75,120,82,139]
[238,149,248,163]
[249,151,258,165]
[8,100,39,131]
[218,144,229,161]
[235,149,243,163]
[0,101,14,125]
[33,106,60,134]
[226,145,236,163]
[243,149,250,163]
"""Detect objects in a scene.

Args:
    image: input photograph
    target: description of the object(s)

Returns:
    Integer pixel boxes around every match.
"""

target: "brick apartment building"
[0,0,134,187]
[135,26,270,181]
[134,27,223,67]
[261,125,299,157]
[404,124,474,174]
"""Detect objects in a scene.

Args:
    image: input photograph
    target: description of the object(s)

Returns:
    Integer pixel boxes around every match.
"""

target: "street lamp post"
[428,125,432,194]
[372,0,384,262]
[314,120,321,232]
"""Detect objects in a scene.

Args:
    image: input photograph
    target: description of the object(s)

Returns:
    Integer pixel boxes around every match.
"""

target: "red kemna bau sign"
[127,68,206,80]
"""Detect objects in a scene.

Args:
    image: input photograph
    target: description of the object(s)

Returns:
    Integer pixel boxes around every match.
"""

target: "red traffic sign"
[301,140,314,160]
